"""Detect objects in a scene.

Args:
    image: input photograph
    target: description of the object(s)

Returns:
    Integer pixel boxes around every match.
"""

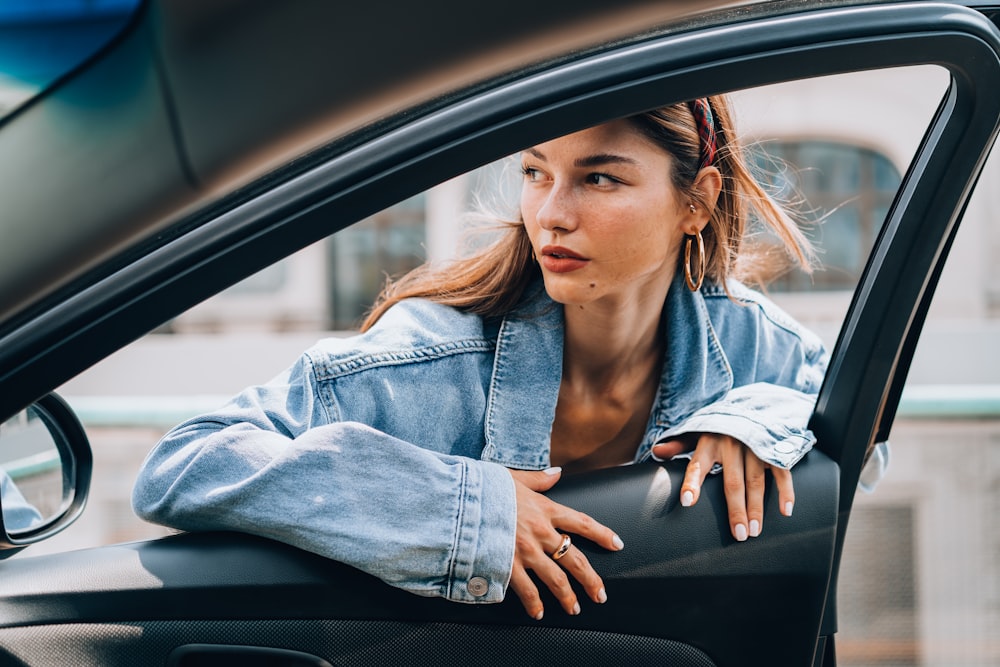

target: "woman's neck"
[550,296,666,473]
[560,291,667,389]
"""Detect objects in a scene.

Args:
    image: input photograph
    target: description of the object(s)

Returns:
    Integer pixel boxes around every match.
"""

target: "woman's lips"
[540,245,588,273]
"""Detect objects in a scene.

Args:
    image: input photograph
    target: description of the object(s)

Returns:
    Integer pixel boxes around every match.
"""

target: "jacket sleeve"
[660,382,821,469]
[659,293,830,470]
[661,364,891,492]
[131,351,516,604]
[0,467,44,531]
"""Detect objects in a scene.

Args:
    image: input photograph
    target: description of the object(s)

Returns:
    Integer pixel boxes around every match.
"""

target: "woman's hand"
[507,467,624,620]
[652,434,794,541]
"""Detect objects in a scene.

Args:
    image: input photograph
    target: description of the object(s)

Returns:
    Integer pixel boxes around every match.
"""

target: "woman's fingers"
[516,526,609,617]
[680,458,707,507]
[553,538,609,606]
[510,468,624,553]
[719,437,749,541]
[651,439,687,460]
[511,520,583,618]
[743,448,767,538]
[509,564,545,620]
[546,509,620,608]
[532,543,585,616]
[550,500,626,554]
[773,465,795,517]
[507,469,623,619]
[509,466,563,492]
[676,433,795,541]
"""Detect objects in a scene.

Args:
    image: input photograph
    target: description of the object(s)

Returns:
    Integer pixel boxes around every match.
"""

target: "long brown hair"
[361,95,814,331]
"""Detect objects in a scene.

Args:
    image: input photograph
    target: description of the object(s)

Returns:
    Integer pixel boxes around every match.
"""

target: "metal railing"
[63,385,1000,430]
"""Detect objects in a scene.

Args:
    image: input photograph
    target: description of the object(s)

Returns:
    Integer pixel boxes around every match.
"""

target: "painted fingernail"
[596,588,608,604]
[784,501,794,517]
[612,534,625,550]
[571,602,581,616]
[735,523,748,542]
[533,609,544,621]
[544,466,562,475]
[681,490,694,507]
[749,519,760,538]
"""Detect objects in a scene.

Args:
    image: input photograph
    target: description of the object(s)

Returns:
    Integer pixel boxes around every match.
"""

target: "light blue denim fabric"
[132,273,828,604]
[1,467,44,531]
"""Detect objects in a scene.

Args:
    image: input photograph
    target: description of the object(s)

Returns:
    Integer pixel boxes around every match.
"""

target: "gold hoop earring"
[684,231,705,291]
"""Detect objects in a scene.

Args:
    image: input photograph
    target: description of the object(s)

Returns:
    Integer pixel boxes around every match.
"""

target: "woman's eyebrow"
[523,148,638,167]
[574,154,639,168]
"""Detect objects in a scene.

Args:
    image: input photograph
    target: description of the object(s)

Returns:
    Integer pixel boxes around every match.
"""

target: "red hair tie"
[689,98,717,169]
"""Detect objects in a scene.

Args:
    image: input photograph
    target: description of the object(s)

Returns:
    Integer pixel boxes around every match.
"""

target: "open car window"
[51,64,951,506]
[163,65,949,340]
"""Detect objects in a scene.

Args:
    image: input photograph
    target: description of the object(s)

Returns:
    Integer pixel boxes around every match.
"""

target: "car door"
[0,2,998,666]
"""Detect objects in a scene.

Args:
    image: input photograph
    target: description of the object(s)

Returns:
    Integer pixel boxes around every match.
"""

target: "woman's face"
[520,119,699,311]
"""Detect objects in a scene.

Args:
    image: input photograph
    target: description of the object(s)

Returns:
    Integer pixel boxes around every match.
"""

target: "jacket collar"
[481,274,733,470]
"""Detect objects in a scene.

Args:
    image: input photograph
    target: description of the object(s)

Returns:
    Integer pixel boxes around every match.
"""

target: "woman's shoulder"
[304,298,498,380]
[372,297,490,338]
[700,280,825,354]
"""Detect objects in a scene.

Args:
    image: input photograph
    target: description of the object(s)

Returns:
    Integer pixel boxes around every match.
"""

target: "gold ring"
[551,533,572,561]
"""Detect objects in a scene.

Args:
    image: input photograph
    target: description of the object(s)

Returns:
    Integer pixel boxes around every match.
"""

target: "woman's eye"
[521,166,541,181]
[587,173,618,186]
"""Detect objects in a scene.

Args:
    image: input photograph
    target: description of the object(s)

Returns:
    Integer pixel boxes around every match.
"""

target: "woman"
[132,96,826,621]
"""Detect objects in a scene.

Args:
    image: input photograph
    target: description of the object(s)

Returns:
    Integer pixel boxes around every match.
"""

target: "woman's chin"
[541,275,601,307]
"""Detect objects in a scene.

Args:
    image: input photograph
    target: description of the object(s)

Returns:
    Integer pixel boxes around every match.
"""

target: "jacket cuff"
[445,460,516,603]
[664,413,813,469]
[659,384,818,470]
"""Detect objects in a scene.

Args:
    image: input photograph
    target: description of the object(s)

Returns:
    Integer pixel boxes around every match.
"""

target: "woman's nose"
[534,183,579,233]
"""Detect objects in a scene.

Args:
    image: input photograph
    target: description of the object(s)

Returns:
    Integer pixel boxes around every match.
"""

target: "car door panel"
[0,454,837,665]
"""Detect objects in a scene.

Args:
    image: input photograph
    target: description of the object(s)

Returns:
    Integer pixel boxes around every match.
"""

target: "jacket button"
[467,577,489,597]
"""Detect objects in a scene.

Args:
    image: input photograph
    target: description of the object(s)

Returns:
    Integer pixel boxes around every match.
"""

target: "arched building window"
[752,140,902,292]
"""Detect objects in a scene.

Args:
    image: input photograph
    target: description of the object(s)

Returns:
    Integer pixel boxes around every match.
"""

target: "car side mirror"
[0,393,92,557]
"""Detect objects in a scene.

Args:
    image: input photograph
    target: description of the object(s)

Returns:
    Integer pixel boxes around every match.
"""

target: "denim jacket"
[132,273,827,605]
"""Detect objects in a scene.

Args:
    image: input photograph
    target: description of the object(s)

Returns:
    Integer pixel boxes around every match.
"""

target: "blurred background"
[3,4,999,666]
